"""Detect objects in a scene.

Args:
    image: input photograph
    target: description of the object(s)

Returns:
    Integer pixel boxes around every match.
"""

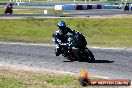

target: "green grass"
[0,8,70,14]
[0,78,25,88]
[0,18,132,48]
[0,67,131,88]
[11,9,69,14]
[0,9,43,14]
[0,67,79,88]
[46,75,75,85]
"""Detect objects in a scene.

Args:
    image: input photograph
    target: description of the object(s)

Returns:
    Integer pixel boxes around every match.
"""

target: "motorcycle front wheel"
[85,48,95,62]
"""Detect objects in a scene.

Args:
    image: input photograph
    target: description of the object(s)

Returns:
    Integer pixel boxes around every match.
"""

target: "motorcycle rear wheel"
[85,48,95,62]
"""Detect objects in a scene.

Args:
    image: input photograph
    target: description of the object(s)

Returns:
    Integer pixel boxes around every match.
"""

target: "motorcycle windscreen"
[70,34,87,47]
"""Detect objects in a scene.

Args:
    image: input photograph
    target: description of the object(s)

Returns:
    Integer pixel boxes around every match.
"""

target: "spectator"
[124,3,129,11]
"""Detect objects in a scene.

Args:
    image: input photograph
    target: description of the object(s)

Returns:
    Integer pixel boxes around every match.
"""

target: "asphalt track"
[0,43,132,80]
[0,9,132,19]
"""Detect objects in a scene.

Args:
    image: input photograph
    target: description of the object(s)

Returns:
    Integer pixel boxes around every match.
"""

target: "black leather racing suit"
[55,27,73,56]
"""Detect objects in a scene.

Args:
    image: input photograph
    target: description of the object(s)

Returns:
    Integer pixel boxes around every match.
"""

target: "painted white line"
[0,64,111,79]
[1,64,131,83]
[93,76,110,79]
[0,42,132,50]
[91,46,132,51]
[0,42,55,47]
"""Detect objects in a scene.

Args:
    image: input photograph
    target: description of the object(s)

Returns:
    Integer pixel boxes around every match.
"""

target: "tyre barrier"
[55,4,132,11]
[62,4,76,10]
[55,4,103,10]
[96,5,101,9]
[87,5,92,10]
[76,4,83,10]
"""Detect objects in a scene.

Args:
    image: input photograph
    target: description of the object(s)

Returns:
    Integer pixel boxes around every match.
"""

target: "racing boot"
[55,47,61,56]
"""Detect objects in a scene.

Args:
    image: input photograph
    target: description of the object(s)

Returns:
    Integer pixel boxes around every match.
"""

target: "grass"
[0,66,131,88]
[11,10,70,14]
[0,66,79,88]
[0,18,132,48]
[0,9,43,14]
[0,7,71,14]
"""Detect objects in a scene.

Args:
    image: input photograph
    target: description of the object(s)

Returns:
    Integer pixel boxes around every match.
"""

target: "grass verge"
[0,66,131,88]
[0,66,79,88]
[0,8,70,14]
[0,18,132,48]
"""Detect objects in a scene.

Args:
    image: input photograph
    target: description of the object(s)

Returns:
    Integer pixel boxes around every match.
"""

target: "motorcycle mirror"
[52,33,56,38]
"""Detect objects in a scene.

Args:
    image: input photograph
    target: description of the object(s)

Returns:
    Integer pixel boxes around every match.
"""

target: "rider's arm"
[55,32,62,45]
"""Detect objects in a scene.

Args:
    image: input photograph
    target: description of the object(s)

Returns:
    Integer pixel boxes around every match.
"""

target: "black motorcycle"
[52,31,95,62]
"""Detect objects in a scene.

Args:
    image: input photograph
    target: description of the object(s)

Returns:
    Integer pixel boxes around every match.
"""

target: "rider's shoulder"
[66,27,71,30]
[55,30,61,35]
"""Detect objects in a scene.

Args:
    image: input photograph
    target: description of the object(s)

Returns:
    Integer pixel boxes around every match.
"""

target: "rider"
[55,21,75,56]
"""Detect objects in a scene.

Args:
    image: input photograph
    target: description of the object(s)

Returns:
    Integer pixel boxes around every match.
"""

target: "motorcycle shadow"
[63,60,73,62]
[63,59,114,63]
[63,59,93,63]
[92,60,114,63]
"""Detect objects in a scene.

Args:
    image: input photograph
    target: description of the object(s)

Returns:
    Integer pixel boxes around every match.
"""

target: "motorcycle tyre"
[85,48,95,63]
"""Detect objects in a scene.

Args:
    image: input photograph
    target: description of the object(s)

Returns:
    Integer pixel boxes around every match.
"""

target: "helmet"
[57,21,66,27]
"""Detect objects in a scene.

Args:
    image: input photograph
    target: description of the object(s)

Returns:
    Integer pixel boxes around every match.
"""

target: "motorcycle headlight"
[68,38,72,42]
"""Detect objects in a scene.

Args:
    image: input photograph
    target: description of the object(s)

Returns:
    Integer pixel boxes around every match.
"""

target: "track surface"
[0,43,132,80]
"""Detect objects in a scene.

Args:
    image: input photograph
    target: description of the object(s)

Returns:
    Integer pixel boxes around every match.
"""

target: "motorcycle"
[5,4,13,14]
[52,31,95,62]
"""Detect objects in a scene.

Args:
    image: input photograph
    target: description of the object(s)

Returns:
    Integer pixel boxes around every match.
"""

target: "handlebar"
[60,43,71,47]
